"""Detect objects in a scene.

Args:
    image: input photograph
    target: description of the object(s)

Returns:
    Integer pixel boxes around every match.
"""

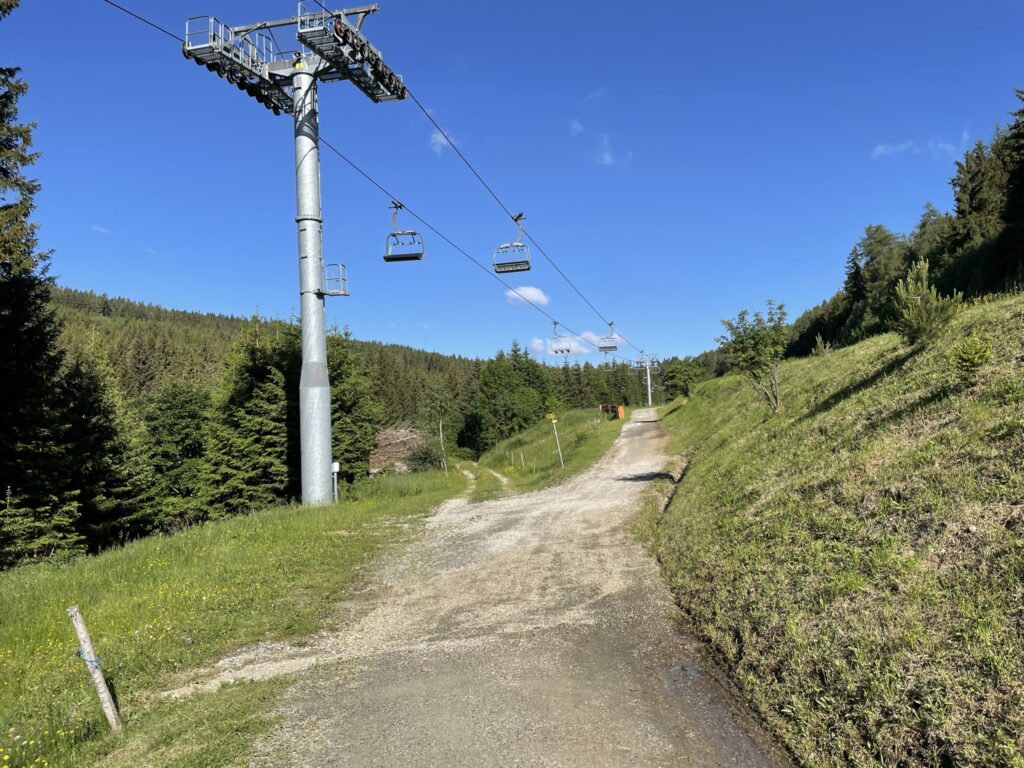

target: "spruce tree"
[199,329,289,519]
[327,330,381,483]
[142,381,210,530]
[71,331,158,542]
[0,11,84,564]
[1001,90,1024,287]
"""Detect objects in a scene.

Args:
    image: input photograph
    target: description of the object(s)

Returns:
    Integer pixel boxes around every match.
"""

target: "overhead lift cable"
[404,86,646,355]
[96,0,637,364]
[316,135,635,363]
[100,0,184,41]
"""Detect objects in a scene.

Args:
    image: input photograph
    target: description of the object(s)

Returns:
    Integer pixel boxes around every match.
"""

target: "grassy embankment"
[650,295,1024,766]
[470,408,628,501]
[0,470,465,768]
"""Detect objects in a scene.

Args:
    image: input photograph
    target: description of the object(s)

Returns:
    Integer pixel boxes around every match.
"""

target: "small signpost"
[331,461,340,503]
[547,413,564,468]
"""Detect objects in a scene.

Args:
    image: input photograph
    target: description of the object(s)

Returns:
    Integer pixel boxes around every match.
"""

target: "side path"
[250,409,790,767]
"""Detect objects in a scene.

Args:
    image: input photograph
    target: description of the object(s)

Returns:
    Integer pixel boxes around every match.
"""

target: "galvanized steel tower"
[183,3,406,504]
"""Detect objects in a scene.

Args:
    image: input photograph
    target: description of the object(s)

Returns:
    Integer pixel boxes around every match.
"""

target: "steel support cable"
[99,0,184,42]
[404,86,646,355]
[317,134,634,363]
[94,0,636,364]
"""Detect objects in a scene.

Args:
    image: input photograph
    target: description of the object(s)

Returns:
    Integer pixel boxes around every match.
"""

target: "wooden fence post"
[66,605,123,733]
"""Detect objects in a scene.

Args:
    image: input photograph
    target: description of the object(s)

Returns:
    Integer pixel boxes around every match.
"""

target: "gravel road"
[246,408,789,767]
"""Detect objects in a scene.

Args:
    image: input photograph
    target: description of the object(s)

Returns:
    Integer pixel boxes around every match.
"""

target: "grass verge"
[653,295,1024,766]
[0,470,465,767]
[472,408,628,501]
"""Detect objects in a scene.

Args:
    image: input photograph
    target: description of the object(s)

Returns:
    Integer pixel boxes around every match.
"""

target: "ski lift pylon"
[384,201,425,262]
[598,322,618,353]
[551,321,572,355]
[493,212,531,273]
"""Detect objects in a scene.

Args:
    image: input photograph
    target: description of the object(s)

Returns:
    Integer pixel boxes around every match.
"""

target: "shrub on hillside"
[718,300,788,412]
[948,335,993,386]
[407,439,445,472]
[893,259,962,346]
[811,333,832,358]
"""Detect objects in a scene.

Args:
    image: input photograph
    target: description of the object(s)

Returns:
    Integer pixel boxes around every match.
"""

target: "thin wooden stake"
[439,418,449,478]
[66,605,123,733]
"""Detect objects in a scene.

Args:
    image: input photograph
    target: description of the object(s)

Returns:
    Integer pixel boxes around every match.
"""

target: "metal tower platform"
[183,16,294,115]
[296,4,405,102]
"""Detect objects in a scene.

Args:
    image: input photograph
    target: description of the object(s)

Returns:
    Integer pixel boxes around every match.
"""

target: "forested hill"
[0,279,661,567]
[52,285,482,425]
[786,90,1024,357]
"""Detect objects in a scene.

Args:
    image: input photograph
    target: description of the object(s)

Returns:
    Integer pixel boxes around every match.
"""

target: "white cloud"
[872,130,970,160]
[585,86,607,102]
[529,330,607,357]
[594,133,616,166]
[144,247,156,255]
[568,118,584,138]
[505,286,550,306]
[871,140,915,159]
[429,128,456,156]
[90,224,110,234]
[926,137,960,160]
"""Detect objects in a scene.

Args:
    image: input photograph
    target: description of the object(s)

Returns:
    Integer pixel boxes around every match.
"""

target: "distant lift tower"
[635,353,658,407]
[183,4,406,505]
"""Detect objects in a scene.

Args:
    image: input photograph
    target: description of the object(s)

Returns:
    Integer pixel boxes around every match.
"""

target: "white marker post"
[66,606,122,733]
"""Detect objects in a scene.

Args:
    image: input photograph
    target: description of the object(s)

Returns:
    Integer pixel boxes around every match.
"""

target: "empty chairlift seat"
[550,321,572,354]
[493,212,531,273]
[598,322,618,353]
[384,202,425,262]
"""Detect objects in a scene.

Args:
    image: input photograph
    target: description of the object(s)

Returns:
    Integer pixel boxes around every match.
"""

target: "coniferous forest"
[3,280,655,567]
[786,93,1024,356]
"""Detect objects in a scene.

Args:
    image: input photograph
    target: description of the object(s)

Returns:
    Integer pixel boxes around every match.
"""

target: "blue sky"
[3,1,1022,361]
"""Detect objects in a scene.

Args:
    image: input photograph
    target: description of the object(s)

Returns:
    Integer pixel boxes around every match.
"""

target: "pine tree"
[893,260,962,346]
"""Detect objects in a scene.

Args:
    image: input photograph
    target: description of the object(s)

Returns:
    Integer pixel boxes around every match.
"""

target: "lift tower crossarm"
[231,6,379,35]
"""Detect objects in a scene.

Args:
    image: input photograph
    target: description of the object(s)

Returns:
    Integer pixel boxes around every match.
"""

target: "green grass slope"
[472,408,628,500]
[654,295,1024,767]
[0,471,465,768]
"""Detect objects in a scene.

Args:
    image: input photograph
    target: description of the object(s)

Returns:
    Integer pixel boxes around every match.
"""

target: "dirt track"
[240,408,788,766]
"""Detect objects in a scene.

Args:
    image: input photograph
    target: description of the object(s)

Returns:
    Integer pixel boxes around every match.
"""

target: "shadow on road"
[616,472,675,483]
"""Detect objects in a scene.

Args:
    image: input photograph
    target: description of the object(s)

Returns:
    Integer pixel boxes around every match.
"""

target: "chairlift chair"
[597,322,618,353]
[551,321,572,355]
[493,212,531,273]
[384,201,425,262]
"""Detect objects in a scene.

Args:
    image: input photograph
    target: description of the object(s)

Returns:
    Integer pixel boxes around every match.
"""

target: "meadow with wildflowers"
[0,470,464,767]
